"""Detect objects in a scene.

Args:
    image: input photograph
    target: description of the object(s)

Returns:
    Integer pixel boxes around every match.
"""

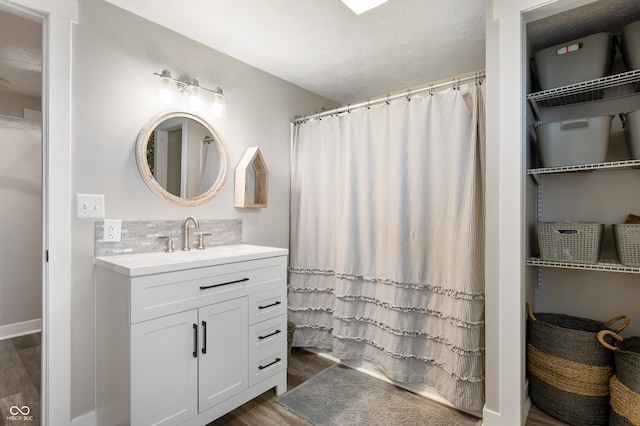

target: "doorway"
[0,7,43,423]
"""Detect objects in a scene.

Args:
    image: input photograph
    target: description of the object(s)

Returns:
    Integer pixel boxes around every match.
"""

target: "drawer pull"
[258,329,282,340]
[258,301,282,310]
[258,357,281,370]
[192,324,198,358]
[201,321,207,354]
[199,277,249,290]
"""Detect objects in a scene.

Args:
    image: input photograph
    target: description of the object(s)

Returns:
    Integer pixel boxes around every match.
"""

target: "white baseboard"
[0,319,41,340]
[481,387,531,425]
[70,410,96,426]
[482,406,500,425]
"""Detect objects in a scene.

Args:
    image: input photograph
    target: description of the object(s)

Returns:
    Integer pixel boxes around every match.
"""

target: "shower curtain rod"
[293,72,485,124]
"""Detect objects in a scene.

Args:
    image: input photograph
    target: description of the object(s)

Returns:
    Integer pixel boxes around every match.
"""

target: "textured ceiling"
[528,0,640,52]
[3,1,639,105]
[104,0,486,104]
[0,9,41,99]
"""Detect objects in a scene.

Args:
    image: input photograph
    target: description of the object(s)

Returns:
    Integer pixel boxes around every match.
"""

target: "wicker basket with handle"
[598,330,640,426]
[526,303,630,426]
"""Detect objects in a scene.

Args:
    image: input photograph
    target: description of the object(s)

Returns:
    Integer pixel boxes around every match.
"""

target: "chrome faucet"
[182,216,199,251]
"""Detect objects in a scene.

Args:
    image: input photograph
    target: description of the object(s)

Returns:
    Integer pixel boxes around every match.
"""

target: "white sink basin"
[95,244,288,276]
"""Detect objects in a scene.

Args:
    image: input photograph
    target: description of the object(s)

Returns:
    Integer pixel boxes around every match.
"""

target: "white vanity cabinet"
[95,245,288,426]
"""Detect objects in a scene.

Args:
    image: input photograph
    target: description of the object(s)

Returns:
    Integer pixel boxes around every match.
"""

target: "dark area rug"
[277,364,481,425]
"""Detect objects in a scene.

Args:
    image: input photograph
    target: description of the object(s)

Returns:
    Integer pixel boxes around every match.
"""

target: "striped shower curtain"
[288,82,486,412]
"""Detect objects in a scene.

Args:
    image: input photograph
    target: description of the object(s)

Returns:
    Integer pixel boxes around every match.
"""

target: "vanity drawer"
[248,287,287,325]
[248,343,287,387]
[130,256,286,323]
[249,314,287,357]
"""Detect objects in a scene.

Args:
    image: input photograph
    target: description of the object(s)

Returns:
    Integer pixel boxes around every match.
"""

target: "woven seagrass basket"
[526,303,630,426]
[598,331,640,426]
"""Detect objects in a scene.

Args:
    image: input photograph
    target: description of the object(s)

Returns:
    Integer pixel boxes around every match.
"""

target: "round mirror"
[136,111,229,206]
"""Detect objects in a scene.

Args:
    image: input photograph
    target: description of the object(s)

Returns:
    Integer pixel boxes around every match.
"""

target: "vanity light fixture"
[154,69,226,117]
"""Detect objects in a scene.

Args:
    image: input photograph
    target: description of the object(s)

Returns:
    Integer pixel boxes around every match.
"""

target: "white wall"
[70,0,336,417]
[0,117,41,334]
[483,0,501,422]
[0,92,41,118]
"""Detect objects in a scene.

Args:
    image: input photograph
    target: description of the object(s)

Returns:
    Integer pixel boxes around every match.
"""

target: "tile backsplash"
[94,219,242,257]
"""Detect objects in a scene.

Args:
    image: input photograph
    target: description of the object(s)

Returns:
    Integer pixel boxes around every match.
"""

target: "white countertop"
[94,244,288,277]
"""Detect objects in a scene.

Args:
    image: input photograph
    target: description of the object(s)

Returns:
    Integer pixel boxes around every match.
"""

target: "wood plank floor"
[0,335,571,425]
[0,333,40,426]
[208,348,569,425]
[208,349,334,425]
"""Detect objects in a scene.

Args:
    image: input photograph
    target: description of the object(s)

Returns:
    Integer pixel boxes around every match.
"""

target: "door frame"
[0,1,76,424]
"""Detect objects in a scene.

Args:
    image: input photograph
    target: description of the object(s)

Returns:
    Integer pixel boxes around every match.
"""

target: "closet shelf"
[527,257,640,274]
[527,159,640,179]
[527,70,640,113]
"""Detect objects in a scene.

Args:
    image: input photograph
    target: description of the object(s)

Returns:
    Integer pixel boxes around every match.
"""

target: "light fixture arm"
[153,70,223,95]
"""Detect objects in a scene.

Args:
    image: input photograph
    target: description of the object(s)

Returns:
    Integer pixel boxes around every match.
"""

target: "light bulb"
[157,70,175,105]
[188,84,203,111]
[211,88,226,117]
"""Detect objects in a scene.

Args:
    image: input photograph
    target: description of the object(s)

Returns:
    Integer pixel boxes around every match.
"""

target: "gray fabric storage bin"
[534,32,613,90]
[536,116,612,167]
[621,110,640,159]
[621,20,640,71]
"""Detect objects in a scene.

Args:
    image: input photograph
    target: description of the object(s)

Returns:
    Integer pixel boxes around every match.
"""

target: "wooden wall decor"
[234,147,268,208]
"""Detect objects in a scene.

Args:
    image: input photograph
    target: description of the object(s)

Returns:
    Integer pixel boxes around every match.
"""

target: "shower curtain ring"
[366,99,371,110]
[385,94,390,105]
[406,89,411,102]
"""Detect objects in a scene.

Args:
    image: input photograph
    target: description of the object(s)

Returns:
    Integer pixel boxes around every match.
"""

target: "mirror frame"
[135,110,229,206]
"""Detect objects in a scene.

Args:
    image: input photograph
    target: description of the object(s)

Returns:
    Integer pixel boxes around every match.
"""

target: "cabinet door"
[131,310,198,426]
[198,297,249,413]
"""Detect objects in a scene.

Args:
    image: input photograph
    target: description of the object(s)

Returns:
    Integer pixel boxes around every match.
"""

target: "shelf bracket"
[529,172,540,186]
[528,99,541,122]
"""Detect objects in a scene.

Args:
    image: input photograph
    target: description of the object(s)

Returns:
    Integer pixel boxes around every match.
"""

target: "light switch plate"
[76,194,105,218]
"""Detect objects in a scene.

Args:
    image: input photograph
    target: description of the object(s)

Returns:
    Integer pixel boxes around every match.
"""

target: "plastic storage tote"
[620,110,640,159]
[535,116,612,167]
[534,32,613,90]
[613,224,640,266]
[537,222,604,264]
[621,20,640,71]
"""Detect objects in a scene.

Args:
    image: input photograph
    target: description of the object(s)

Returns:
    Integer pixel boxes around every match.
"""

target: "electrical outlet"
[103,219,122,242]
[76,194,105,218]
